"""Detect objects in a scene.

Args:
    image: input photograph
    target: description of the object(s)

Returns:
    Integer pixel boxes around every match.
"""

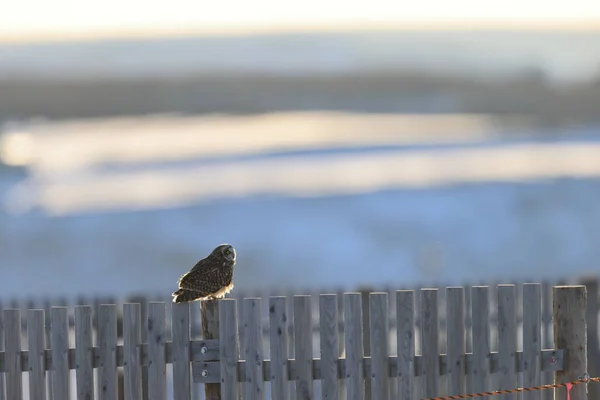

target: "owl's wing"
[177,257,220,290]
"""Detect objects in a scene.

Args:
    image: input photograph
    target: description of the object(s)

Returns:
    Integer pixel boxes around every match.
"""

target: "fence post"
[554,285,587,400]
[201,300,221,400]
[581,277,600,399]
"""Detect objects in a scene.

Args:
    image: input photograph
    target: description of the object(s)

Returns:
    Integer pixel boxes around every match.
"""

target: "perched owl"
[171,244,237,303]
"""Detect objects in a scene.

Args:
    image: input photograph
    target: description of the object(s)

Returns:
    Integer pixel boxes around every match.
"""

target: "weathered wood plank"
[3,310,22,400]
[192,348,565,384]
[541,281,555,400]
[201,300,221,399]
[288,296,297,400]
[171,303,191,400]
[123,303,142,400]
[219,299,240,400]
[138,300,149,400]
[369,293,390,400]
[43,301,54,400]
[0,337,224,373]
[344,293,364,400]
[396,290,415,400]
[51,307,70,400]
[147,302,167,400]
[320,294,340,400]
[446,287,465,397]
[497,285,517,400]
[98,305,118,400]
[360,289,372,400]
[421,289,440,397]
[554,285,587,400]
[190,303,202,400]
[28,310,46,400]
[0,303,5,400]
[243,298,264,400]
[523,283,542,400]
[582,277,600,400]
[75,305,95,400]
[294,295,314,400]
[269,296,290,400]
[471,286,490,398]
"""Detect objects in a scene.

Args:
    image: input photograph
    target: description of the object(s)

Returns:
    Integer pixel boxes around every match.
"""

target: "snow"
[1,114,599,302]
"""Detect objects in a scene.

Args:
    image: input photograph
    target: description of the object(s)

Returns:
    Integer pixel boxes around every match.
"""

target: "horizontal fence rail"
[0,284,589,400]
[0,340,564,377]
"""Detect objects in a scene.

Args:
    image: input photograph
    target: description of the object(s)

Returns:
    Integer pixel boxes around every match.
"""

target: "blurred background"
[1,0,600,301]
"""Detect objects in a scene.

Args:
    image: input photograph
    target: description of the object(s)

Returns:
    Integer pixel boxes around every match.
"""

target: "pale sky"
[1,0,600,41]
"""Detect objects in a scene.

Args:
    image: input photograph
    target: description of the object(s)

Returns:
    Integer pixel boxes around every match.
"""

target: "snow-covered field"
[1,112,599,301]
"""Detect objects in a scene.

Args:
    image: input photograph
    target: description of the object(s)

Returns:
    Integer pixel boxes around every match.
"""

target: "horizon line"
[3,19,600,45]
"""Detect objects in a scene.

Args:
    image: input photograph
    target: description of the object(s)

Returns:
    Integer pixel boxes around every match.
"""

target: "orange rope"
[421,375,598,400]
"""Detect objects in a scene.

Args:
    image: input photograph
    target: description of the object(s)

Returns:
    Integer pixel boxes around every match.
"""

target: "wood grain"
[320,294,340,400]
[344,293,364,400]
[171,302,191,400]
[446,287,465,397]
[294,295,314,400]
[75,306,94,400]
[269,296,290,400]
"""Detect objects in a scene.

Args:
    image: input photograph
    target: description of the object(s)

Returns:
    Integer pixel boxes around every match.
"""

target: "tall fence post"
[554,285,588,400]
[581,277,600,399]
[201,300,220,400]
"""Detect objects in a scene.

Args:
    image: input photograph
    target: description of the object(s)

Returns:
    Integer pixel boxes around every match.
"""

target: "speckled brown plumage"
[171,244,236,303]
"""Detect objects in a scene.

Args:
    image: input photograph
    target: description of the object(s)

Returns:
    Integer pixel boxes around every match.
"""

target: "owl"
[171,244,237,303]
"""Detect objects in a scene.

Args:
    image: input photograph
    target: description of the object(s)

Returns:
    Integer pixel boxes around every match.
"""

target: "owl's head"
[214,244,236,263]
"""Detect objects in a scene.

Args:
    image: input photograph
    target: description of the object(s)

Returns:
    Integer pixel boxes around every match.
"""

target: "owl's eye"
[224,249,230,255]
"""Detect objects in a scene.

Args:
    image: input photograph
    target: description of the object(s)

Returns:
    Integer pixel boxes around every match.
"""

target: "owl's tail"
[172,289,205,303]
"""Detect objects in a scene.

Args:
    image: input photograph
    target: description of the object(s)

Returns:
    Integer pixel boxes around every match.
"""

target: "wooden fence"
[0,284,589,400]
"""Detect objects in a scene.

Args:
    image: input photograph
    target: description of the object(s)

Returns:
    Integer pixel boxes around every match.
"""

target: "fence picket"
[497,284,517,400]
[171,303,191,400]
[51,307,70,400]
[523,283,542,400]
[219,298,239,400]
[269,296,290,400]
[98,305,118,400]
[201,300,220,399]
[471,286,491,399]
[446,287,465,397]
[28,310,47,400]
[243,298,265,400]
[361,289,372,400]
[344,293,364,400]
[554,285,587,400]
[75,306,94,400]
[396,290,415,400]
[294,295,314,400]
[288,297,297,400]
[421,289,440,397]
[147,302,167,400]
[43,300,54,400]
[123,303,142,400]
[3,310,22,400]
[0,302,5,400]
[541,282,555,400]
[369,292,390,400]
[319,294,340,400]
